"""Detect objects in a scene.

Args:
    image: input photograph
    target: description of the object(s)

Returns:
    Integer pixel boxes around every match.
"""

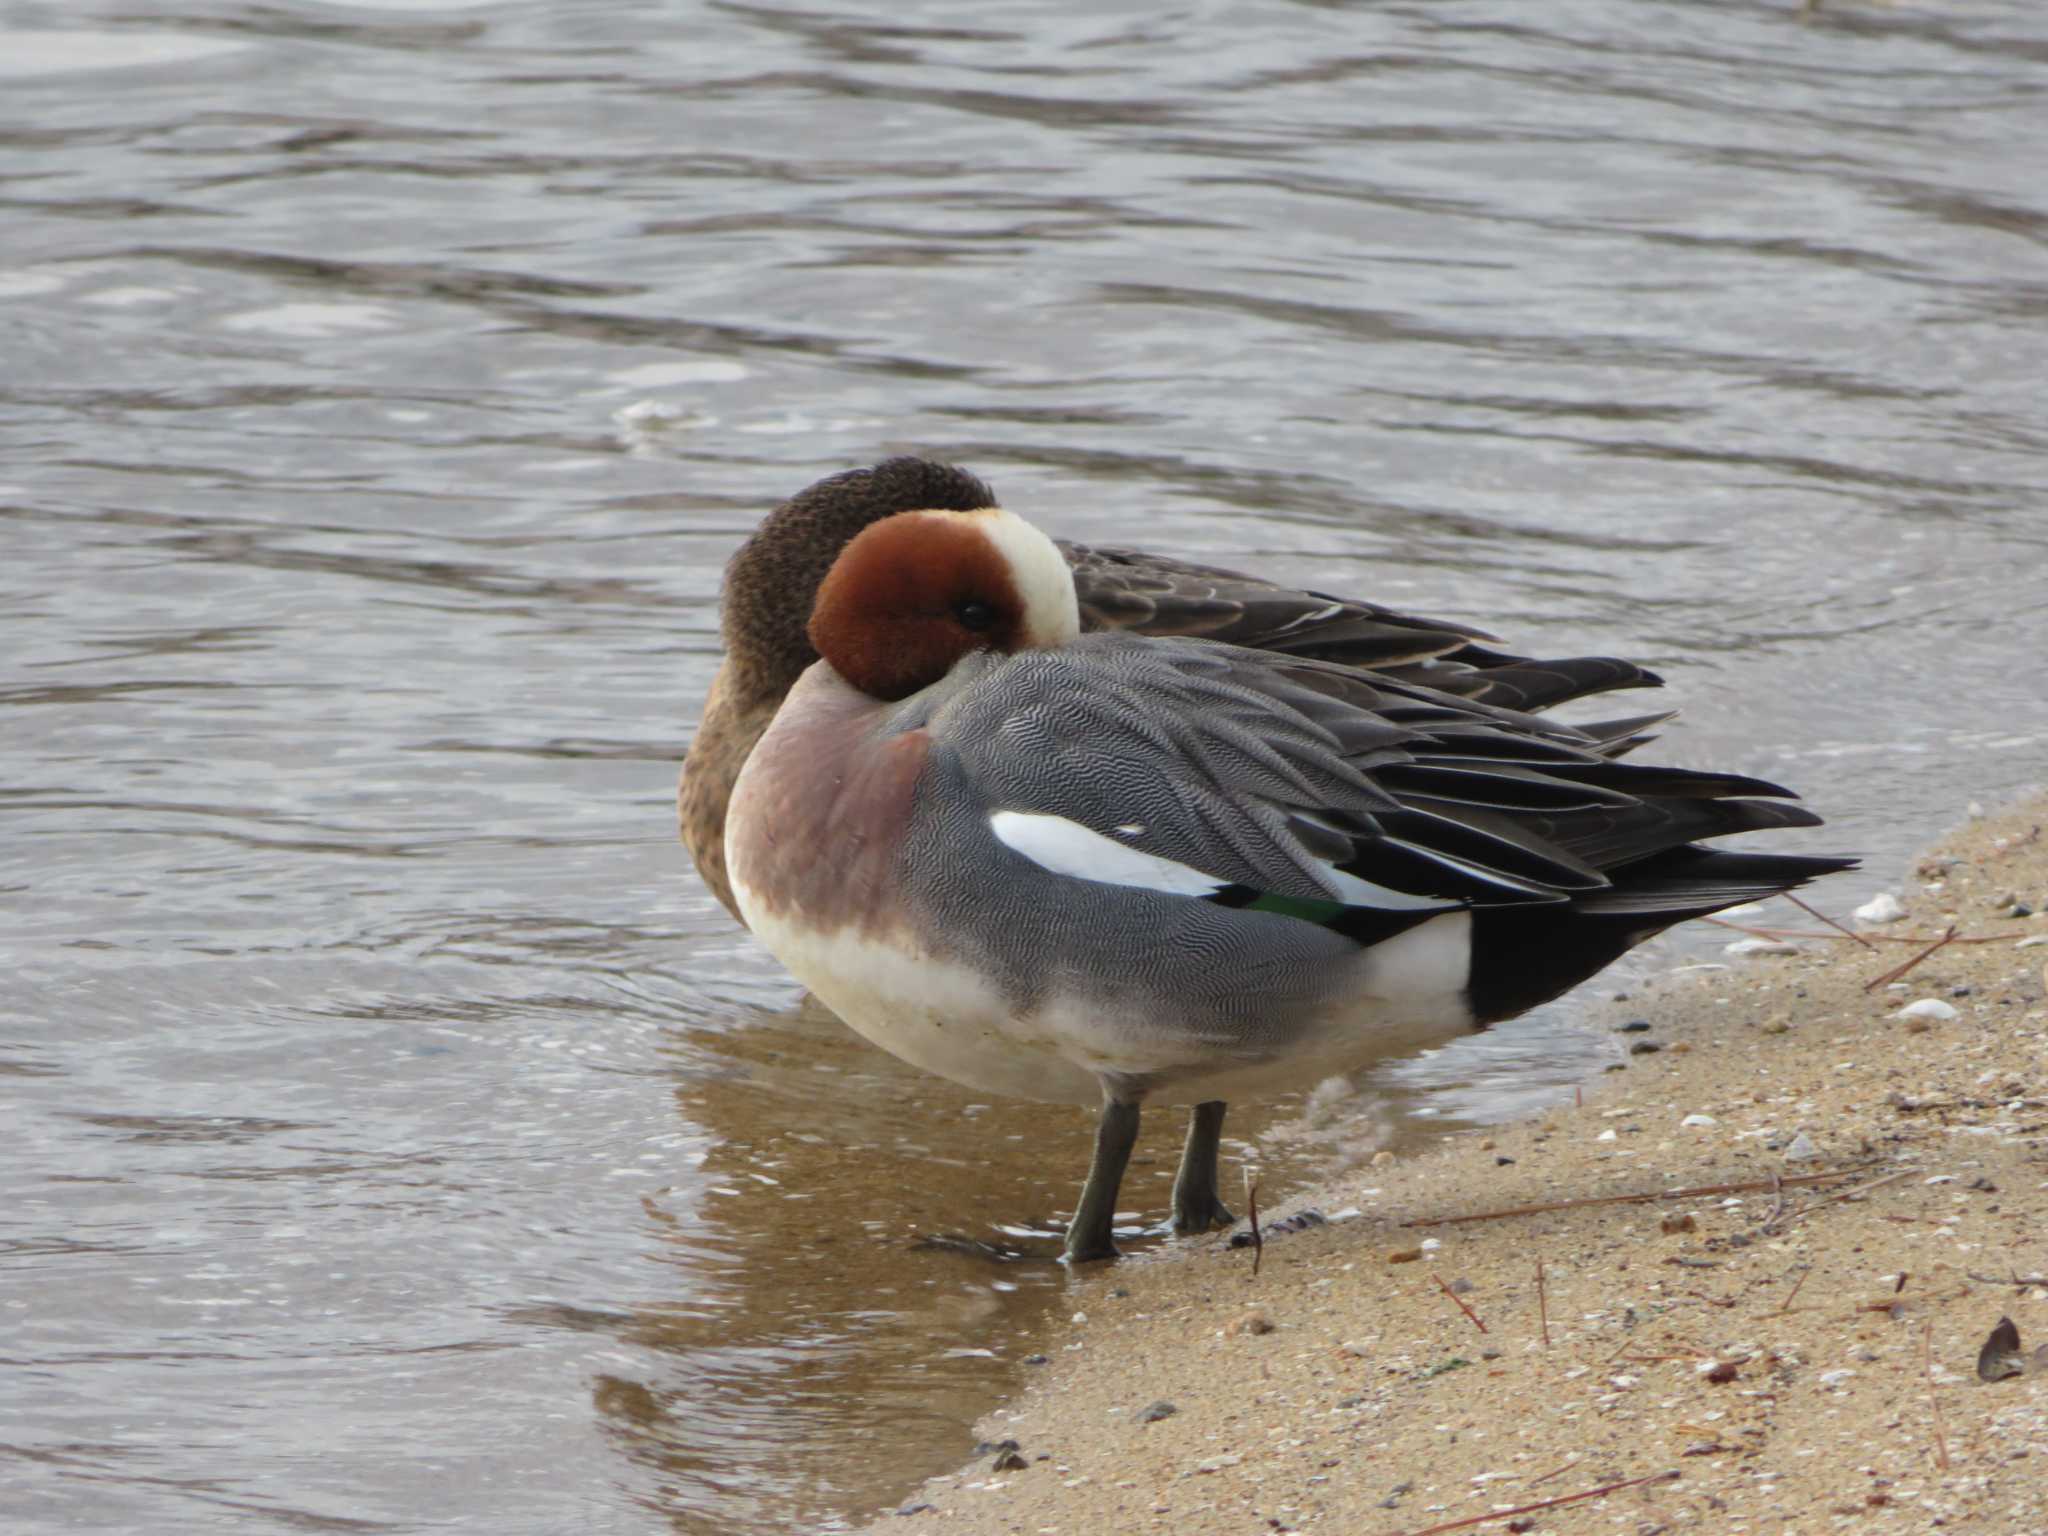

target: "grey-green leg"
[1171,1099,1235,1235]
[1064,1097,1141,1264]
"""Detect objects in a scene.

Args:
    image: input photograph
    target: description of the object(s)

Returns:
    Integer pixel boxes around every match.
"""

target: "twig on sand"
[1699,917,1998,947]
[1244,1170,1263,1279]
[1404,1165,1879,1228]
[1433,1273,1487,1334]
[1863,925,1959,992]
[1384,1469,1679,1536]
[1537,1261,1550,1348]
[1924,1318,1951,1472]
[1778,1168,1914,1227]
[1777,1266,1813,1314]
[1784,891,1876,949]
[1695,913,1998,950]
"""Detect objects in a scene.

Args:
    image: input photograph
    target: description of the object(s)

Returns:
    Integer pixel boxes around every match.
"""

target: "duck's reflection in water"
[583,987,1365,1532]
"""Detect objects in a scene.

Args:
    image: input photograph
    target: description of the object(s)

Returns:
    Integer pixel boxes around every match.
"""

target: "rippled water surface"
[6,2,2047,1530]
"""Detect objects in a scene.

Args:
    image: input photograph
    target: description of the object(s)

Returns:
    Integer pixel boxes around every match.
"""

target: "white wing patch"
[991,810,1462,915]
[990,811,1226,897]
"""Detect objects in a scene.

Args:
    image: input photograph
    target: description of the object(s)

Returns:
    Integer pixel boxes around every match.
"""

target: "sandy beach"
[869,796,2048,1535]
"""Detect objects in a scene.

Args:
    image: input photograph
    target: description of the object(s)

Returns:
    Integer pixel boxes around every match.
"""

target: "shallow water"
[4,2,2046,1531]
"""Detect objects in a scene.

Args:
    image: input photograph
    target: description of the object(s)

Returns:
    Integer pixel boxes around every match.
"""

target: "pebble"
[1661,1213,1697,1234]
[1225,1311,1275,1337]
[896,1501,935,1517]
[1386,1248,1423,1265]
[1680,1113,1717,1127]
[1629,1041,1663,1055]
[1193,1454,1241,1474]
[990,1449,1027,1472]
[2017,935,2048,950]
[1370,1150,1396,1168]
[1725,938,1800,956]
[1854,892,1907,925]
[1136,1401,1177,1424]
[1895,999,1958,1022]
[1783,1131,1819,1162]
[1617,1020,1653,1033]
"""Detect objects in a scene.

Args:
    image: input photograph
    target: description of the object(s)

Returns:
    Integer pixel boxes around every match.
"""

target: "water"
[5,1,2046,1530]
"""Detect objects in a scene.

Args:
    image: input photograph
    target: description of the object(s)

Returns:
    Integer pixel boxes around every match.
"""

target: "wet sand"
[867,797,2048,1534]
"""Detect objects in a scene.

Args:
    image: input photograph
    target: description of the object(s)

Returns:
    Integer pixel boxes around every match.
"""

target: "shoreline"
[863,795,2048,1534]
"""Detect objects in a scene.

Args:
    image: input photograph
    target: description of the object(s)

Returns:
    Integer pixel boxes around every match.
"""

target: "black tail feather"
[1464,846,1858,1024]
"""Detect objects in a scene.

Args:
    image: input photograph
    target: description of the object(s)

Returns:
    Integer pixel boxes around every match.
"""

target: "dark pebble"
[1137,1400,1177,1424]
[896,1502,935,1517]
[1023,1354,1049,1366]
[973,1438,1020,1458]
[991,1449,1028,1473]
[1618,1020,1653,1033]
[1629,1041,1663,1055]
[1495,1156,1516,1166]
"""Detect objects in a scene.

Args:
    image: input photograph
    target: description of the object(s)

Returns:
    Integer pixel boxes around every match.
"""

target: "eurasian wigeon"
[682,457,1657,921]
[705,468,1852,1262]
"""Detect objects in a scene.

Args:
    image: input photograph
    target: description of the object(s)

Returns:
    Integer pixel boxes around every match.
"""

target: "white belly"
[739,901,1108,1104]
[733,880,1480,1108]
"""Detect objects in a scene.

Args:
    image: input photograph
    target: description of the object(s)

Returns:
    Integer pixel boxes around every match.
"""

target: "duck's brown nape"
[719,457,998,696]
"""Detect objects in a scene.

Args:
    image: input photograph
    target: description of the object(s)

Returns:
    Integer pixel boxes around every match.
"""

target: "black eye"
[953,597,997,632]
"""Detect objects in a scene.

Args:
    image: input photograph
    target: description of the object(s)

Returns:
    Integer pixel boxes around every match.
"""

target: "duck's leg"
[1064,1096,1141,1264]
[1171,1099,1236,1235]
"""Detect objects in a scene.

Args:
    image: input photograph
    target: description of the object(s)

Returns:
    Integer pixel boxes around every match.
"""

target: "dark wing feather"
[1058,538,1661,709]
[939,634,1850,937]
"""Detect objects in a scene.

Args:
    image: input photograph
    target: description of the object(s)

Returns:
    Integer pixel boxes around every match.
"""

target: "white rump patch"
[990,811,1225,897]
[1363,910,1474,1000]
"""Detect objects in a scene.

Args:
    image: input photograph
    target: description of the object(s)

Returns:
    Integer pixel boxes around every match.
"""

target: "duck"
[703,463,1854,1263]
[683,457,1660,922]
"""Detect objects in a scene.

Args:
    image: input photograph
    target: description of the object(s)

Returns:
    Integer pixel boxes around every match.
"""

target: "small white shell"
[1724,938,1801,956]
[1854,892,1907,925]
[1894,998,1958,1022]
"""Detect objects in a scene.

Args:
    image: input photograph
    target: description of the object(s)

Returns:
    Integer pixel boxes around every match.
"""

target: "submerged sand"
[866,796,2048,1535]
